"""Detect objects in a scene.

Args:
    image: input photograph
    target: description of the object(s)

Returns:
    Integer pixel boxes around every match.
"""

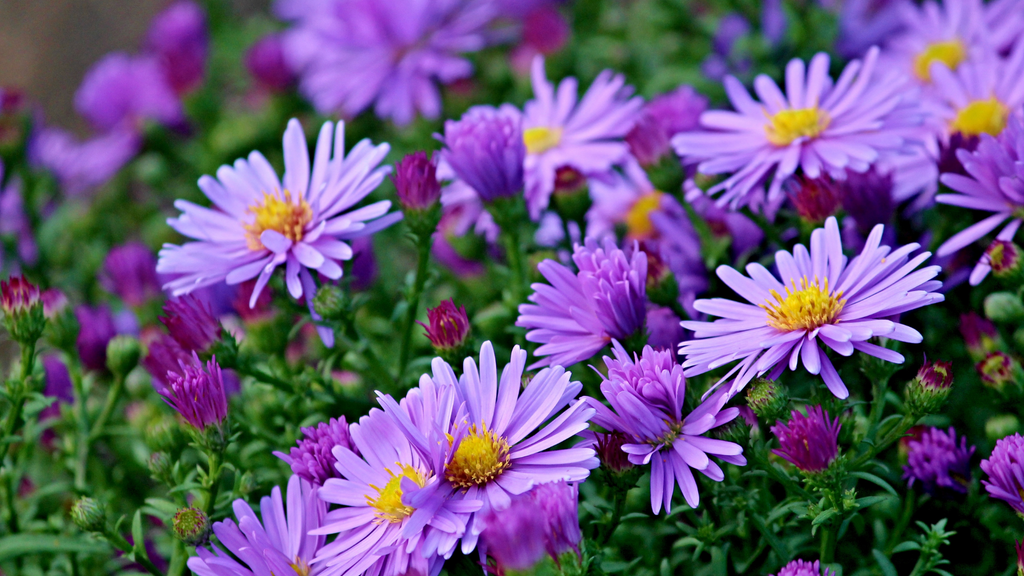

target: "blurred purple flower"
[143,332,194,388]
[74,53,184,133]
[161,294,221,354]
[626,86,707,166]
[348,236,378,291]
[480,482,581,571]
[145,0,208,95]
[246,33,296,93]
[903,426,974,495]
[0,161,37,267]
[646,305,685,351]
[440,104,525,203]
[101,242,161,307]
[30,127,140,196]
[41,355,73,420]
[75,305,118,372]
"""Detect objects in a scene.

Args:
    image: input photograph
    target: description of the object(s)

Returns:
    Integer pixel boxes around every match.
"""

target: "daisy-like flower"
[771,559,838,576]
[157,119,400,346]
[517,238,648,369]
[981,433,1024,513]
[673,48,913,210]
[680,216,944,399]
[585,343,745,513]
[935,109,1024,284]
[187,474,326,576]
[771,405,840,473]
[522,56,643,220]
[277,0,497,126]
[903,426,974,495]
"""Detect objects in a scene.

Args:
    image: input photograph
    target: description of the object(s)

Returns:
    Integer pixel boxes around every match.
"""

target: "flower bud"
[643,245,680,309]
[245,33,295,92]
[984,291,1024,323]
[986,240,1024,284]
[70,497,107,532]
[418,299,471,363]
[1016,539,1024,576]
[961,312,1000,361]
[1,275,45,344]
[771,405,840,474]
[977,352,1021,391]
[393,151,441,211]
[986,414,1020,442]
[106,335,143,377]
[172,507,211,545]
[162,295,222,354]
[145,416,187,454]
[904,360,953,415]
[746,378,789,423]
[312,285,348,321]
[787,175,841,224]
[595,431,634,474]
[148,451,174,481]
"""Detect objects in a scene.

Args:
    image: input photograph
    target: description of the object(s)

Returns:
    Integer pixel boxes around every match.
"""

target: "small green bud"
[148,451,173,481]
[106,335,143,376]
[904,360,953,415]
[984,292,1024,323]
[313,285,347,321]
[145,417,187,454]
[1,276,46,345]
[172,507,211,545]
[986,414,1021,442]
[746,378,789,423]
[70,497,106,532]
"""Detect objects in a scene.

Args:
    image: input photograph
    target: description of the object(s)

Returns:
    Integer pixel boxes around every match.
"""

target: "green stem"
[2,341,37,457]
[166,540,186,576]
[203,449,222,518]
[236,362,293,394]
[596,490,627,548]
[103,526,166,576]
[398,237,432,380]
[501,226,527,310]
[865,380,887,445]
[88,374,125,442]
[851,414,916,469]
[337,320,397,391]
[820,524,837,564]
[885,491,916,555]
[71,361,90,492]
[5,472,18,536]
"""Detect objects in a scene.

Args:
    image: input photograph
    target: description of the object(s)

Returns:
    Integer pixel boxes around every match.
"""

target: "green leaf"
[131,511,147,559]
[854,495,894,509]
[849,471,899,497]
[142,498,180,522]
[872,549,897,576]
[812,509,838,527]
[0,534,107,560]
[892,541,921,553]
[619,512,649,521]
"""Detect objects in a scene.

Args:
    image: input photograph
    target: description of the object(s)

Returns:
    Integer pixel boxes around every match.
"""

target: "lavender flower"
[41,355,73,423]
[439,104,525,203]
[518,238,648,369]
[75,305,118,372]
[771,559,837,576]
[479,482,581,571]
[30,127,140,196]
[143,332,193,387]
[903,427,974,495]
[100,243,161,307]
[418,299,471,352]
[145,1,208,95]
[160,355,227,430]
[771,406,840,473]
[74,53,183,132]
[0,162,37,267]
[245,33,296,92]
[273,416,356,486]
[981,433,1024,513]
[626,86,708,166]
[393,151,441,211]
[585,343,745,513]
[836,0,905,58]
[161,295,221,354]
[680,217,944,399]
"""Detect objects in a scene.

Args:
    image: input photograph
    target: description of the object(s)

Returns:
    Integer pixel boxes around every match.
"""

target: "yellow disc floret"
[625,191,664,240]
[365,464,426,524]
[765,108,831,146]
[913,40,966,82]
[290,557,312,576]
[244,190,313,251]
[761,276,846,332]
[950,97,1009,137]
[523,127,564,154]
[445,424,511,489]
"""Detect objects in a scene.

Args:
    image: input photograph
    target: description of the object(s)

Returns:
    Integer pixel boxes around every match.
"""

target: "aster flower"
[393,151,441,211]
[144,0,208,95]
[161,294,221,354]
[418,299,471,354]
[935,109,1024,285]
[278,0,497,125]
[30,127,140,196]
[981,433,1024,513]
[680,217,944,399]
[273,416,356,486]
[903,426,974,495]
[522,56,643,219]
[0,162,37,268]
[701,13,752,81]
[75,305,118,372]
[771,559,837,576]
[584,343,745,513]
[100,242,161,307]
[836,0,906,58]
[143,332,194,386]
[157,119,400,346]
[479,482,581,571]
[517,237,648,369]
[673,48,914,211]
[625,86,708,167]
[75,52,184,133]
[188,475,325,576]
[160,354,227,431]
[771,405,840,473]
[439,104,525,203]
[246,33,296,93]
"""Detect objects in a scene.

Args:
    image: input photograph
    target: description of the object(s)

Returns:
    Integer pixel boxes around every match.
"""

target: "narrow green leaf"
[872,549,897,576]
[892,541,921,553]
[0,534,107,560]
[850,471,899,497]
[131,511,147,558]
[812,509,839,526]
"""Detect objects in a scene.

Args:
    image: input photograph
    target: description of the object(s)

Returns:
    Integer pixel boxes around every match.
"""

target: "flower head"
[771,405,840,473]
[246,33,296,92]
[160,354,227,430]
[680,217,944,399]
[981,433,1024,513]
[101,243,161,307]
[393,151,441,211]
[418,299,471,352]
[626,86,707,166]
[771,559,837,576]
[903,426,974,495]
[75,305,118,372]
[145,1,208,95]
[674,48,914,210]
[74,53,183,132]
[161,295,221,354]
[273,417,356,486]
[188,475,325,576]
[30,127,140,197]
[440,105,525,203]
[585,343,745,513]
[518,238,648,369]
[961,312,999,359]
[143,332,194,387]
[479,482,581,571]
[523,57,642,219]
[1,275,40,317]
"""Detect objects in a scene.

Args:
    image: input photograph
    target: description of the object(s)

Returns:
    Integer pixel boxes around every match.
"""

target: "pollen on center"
[765,107,831,146]
[913,39,966,82]
[950,97,1009,137]
[365,464,426,524]
[244,190,313,251]
[761,276,846,332]
[445,423,511,489]
[524,126,564,154]
[625,191,664,240]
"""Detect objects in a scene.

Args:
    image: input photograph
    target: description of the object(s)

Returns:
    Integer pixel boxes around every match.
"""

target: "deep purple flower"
[594,431,634,473]
[101,242,161,307]
[161,294,221,354]
[771,559,837,576]
[349,236,378,291]
[143,332,194,388]
[981,433,1024,513]
[840,167,896,238]
[787,175,841,223]
[74,53,183,133]
[273,417,356,486]
[517,237,648,369]
[479,482,581,571]
[160,354,227,430]
[417,299,470,351]
[75,305,118,372]
[245,33,296,93]
[903,426,974,495]
[30,127,140,196]
[521,6,570,55]
[585,344,745,513]
[0,162,37,267]
[41,355,73,422]
[626,86,708,166]
[145,1,208,95]
[393,151,441,211]
[961,312,999,359]
[440,104,525,203]
[646,306,685,352]
[771,405,840,473]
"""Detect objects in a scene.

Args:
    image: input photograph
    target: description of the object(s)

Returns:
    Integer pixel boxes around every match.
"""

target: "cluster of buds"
[1,275,45,344]
[746,378,789,424]
[904,360,954,415]
[418,299,472,365]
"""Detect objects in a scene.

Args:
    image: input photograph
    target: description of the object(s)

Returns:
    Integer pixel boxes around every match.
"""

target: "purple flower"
[30,127,140,197]
[273,416,356,486]
[839,167,896,240]
[674,48,915,211]
[646,306,685,352]
[142,332,194,387]
[981,433,1024,513]
[936,109,1024,285]
[836,0,906,58]
[585,344,745,513]
[521,6,570,55]
[961,312,999,359]
[771,559,837,576]
[418,299,471,351]
[74,53,183,133]
[517,238,648,369]
[479,482,581,571]
[625,86,708,166]
[393,151,441,211]
[0,162,37,267]
[245,33,296,93]
[702,13,752,81]
[41,355,73,421]
[440,104,525,203]
[100,243,161,307]
[188,475,325,576]
[75,305,118,372]
[157,119,400,347]
[523,57,642,219]
[41,289,68,319]
[161,295,221,354]
[349,236,378,291]
[278,0,497,125]
[680,217,944,399]
[903,426,974,495]
[145,1,208,95]
[160,354,227,430]
[771,405,840,473]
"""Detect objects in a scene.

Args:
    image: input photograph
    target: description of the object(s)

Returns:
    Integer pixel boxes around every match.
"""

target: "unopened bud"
[148,451,174,481]
[904,360,953,415]
[145,418,186,454]
[1,276,45,344]
[418,299,471,364]
[643,245,680,308]
[595,431,634,474]
[172,507,211,545]
[70,497,106,532]
[106,335,143,376]
[986,240,1024,284]
[746,378,789,423]
[977,352,1021,391]
[986,414,1021,443]
[313,285,347,321]
[984,291,1024,323]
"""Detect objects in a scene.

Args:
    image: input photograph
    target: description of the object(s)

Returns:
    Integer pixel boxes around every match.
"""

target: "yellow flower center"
[365,464,426,524]
[761,276,846,332]
[765,108,831,146]
[289,557,312,576]
[913,40,966,82]
[950,97,1009,137]
[244,190,313,251]
[523,127,564,154]
[647,421,683,448]
[445,424,511,489]
[625,192,664,240]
